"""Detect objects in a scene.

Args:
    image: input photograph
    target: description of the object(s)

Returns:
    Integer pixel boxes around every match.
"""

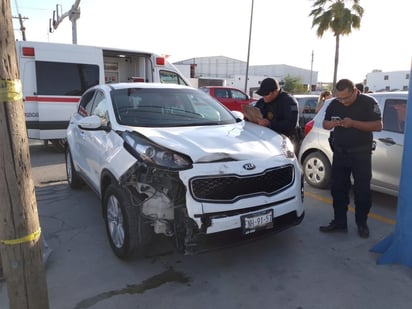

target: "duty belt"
[333,145,372,154]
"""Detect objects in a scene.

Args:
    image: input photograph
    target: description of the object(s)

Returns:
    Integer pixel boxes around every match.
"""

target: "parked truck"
[16,40,190,150]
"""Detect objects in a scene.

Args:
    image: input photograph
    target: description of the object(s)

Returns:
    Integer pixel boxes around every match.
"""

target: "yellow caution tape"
[0,79,23,102]
[0,227,41,245]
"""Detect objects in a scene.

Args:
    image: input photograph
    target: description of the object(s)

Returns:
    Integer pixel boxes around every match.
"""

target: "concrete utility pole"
[50,0,81,44]
[0,1,50,308]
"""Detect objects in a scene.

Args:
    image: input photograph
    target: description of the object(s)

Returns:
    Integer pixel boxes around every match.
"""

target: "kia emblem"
[243,163,256,170]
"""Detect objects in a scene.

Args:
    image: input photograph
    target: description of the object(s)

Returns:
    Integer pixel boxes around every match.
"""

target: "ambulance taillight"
[156,57,165,65]
[22,47,35,57]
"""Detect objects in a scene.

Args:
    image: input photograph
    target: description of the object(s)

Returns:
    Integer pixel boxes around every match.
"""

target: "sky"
[10,0,412,83]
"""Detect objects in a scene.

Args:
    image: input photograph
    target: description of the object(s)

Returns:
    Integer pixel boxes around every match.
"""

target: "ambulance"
[16,40,190,150]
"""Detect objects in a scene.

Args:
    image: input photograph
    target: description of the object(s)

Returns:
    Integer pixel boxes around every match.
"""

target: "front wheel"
[103,184,153,260]
[302,151,331,189]
[65,147,83,189]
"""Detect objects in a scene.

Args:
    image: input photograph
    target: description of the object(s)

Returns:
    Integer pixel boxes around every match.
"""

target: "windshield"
[111,88,237,127]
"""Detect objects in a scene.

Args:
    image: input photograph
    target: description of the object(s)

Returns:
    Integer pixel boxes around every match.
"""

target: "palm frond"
[308,0,364,87]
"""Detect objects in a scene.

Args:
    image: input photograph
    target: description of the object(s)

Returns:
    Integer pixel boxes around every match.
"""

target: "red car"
[199,86,256,112]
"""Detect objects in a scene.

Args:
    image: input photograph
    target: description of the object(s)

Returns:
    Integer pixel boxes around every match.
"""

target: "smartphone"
[331,116,341,121]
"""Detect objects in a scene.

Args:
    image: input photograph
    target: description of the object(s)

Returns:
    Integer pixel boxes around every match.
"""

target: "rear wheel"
[65,147,83,189]
[302,151,331,189]
[51,139,66,152]
[103,184,153,259]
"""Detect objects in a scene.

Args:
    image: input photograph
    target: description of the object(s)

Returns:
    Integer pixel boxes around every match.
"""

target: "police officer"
[254,78,300,148]
[319,79,382,238]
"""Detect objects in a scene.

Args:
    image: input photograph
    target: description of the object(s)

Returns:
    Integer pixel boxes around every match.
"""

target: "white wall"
[366,71,410,92]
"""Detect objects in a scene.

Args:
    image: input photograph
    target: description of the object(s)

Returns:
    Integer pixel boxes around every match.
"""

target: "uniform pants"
[331,152,372,227]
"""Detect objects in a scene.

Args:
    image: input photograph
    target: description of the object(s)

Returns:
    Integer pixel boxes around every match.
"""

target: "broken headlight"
[122,131,192,170]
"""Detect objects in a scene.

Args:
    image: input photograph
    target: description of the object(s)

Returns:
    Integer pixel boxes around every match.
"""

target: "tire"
[302,151,331,189]
[103,184,153,260]
[65,147,83,189]
[51,139,67,152]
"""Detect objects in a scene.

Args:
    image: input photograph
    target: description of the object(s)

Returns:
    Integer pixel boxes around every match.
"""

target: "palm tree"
[309,0,364,89]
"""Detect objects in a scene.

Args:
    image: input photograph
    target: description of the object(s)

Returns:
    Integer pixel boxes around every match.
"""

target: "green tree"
[309,0,364,89]
[282,75,307,94]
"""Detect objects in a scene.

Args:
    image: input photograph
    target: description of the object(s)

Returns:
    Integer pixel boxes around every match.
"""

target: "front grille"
[190,164,294,203]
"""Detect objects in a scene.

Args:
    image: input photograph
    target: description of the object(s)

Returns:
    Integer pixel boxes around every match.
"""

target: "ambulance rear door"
[16,41,104,143]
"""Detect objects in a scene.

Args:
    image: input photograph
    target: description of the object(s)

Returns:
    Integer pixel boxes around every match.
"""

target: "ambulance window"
[159,70,188,85]
[35,61,99,96]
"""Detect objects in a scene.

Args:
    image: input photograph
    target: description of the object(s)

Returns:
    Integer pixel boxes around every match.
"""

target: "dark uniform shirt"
[254,90,299,137]
[325,93,381,150]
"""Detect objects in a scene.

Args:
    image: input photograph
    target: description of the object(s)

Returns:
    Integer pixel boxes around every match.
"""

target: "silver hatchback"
[298,91,408,197]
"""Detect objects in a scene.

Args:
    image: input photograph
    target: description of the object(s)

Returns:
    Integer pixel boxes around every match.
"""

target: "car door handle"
[378,137,396,145]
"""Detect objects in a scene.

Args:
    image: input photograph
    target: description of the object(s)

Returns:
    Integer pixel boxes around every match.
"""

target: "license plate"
[241,209,273,235]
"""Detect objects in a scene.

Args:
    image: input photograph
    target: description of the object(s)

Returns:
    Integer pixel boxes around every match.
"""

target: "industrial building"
[174,56,410,95]
[174,56,318,98]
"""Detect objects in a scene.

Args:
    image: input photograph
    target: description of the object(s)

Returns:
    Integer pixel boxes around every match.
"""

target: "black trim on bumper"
[184,210,305,255]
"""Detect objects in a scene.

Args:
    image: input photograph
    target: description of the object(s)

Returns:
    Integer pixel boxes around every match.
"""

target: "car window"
[91,91,109,125]
[78,89,96,117]
[296,97,318,114]
[383,99,407,133]
[214,88,230,99]
[231,89,247,100]
[302,98,317,113]
[111,88,235,127]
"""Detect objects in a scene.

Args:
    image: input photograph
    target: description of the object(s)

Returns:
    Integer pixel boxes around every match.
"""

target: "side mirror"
[232,110,244,121]
[78,115,104,130]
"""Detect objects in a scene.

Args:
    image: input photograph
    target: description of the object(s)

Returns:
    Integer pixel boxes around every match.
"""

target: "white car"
[66,83,304,259]
[298,91,407,196]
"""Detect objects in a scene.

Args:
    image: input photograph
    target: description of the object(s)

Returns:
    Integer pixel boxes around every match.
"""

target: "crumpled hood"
[127,122,284,162]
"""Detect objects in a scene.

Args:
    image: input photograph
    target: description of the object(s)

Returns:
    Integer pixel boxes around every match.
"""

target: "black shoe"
[319,220,348,233]
[358,225,369,238]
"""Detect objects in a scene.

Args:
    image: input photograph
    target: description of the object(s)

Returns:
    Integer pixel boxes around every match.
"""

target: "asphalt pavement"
[1,142,411,309]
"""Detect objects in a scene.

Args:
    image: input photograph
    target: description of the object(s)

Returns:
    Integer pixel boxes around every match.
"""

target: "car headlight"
[122,131,192,170]
[281,135,295,159]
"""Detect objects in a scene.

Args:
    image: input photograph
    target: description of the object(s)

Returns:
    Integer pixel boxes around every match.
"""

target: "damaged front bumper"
[119,157,305,255]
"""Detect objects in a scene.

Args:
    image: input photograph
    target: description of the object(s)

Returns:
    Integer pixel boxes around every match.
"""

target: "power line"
[13,0,21,15]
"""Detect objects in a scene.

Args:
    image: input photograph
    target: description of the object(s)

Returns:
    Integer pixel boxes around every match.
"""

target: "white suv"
[66,83,304,259]
[298,91,407,196]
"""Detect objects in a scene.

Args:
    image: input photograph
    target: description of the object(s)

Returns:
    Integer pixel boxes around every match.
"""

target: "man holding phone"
[319,79,382,238]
